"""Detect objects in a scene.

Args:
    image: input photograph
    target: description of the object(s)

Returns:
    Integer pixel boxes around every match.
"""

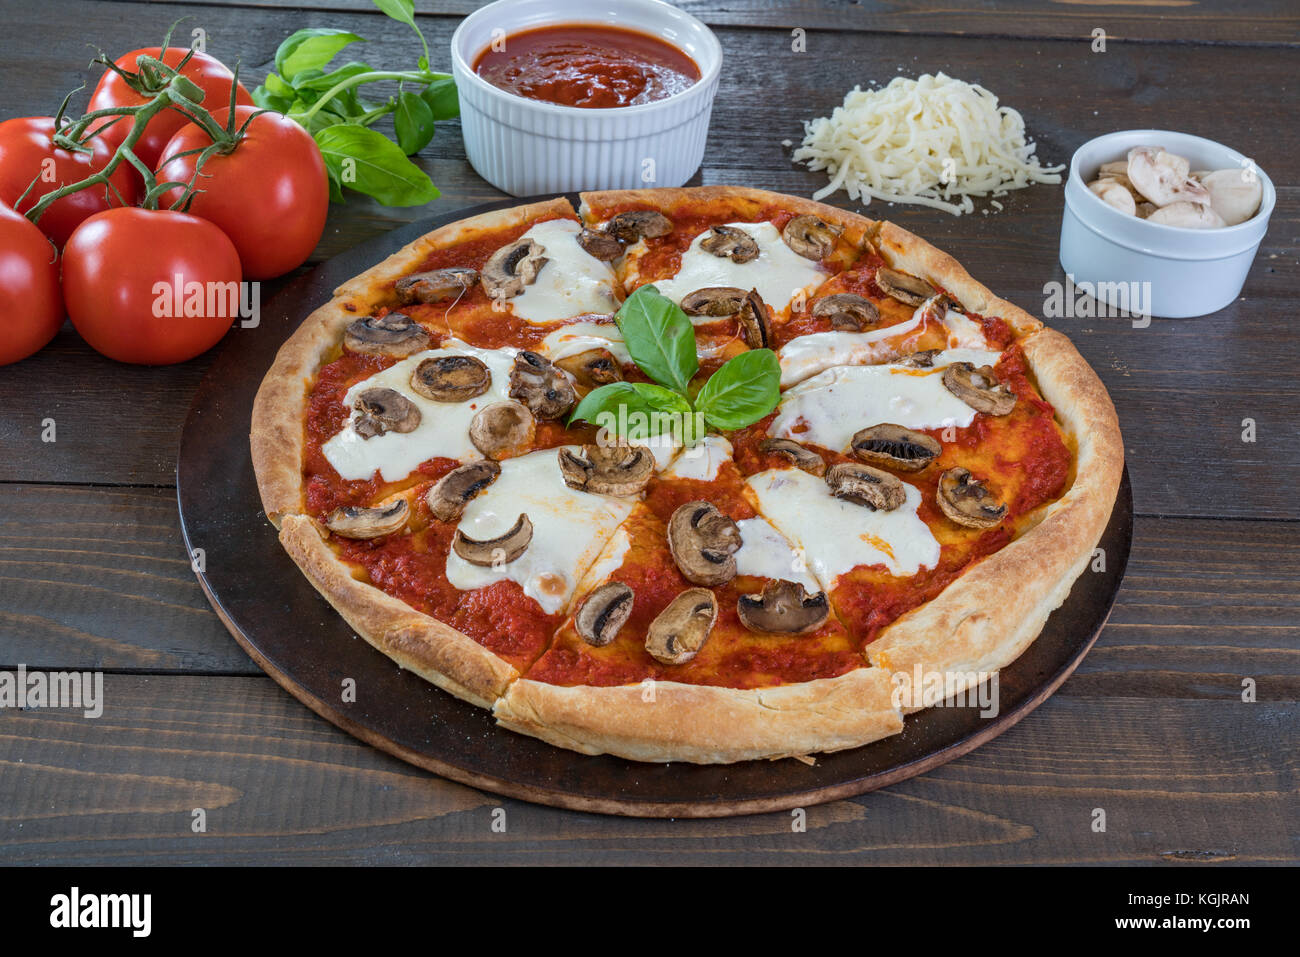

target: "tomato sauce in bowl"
[472,23,701,109]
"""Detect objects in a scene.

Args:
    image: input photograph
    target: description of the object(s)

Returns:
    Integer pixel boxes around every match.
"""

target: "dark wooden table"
[1,0,1295,864]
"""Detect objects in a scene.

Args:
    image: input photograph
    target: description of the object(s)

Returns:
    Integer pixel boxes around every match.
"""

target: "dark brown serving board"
[176,197,1132,819]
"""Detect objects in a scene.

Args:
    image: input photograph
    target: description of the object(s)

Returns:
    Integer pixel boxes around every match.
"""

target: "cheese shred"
[792,73,1064,216]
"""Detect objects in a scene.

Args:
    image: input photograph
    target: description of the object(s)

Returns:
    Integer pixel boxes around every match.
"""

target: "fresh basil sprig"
[571,286,782,441]
[252,0,456,206]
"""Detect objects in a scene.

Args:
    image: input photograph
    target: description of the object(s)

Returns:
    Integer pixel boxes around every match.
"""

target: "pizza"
[250,186,1123,764]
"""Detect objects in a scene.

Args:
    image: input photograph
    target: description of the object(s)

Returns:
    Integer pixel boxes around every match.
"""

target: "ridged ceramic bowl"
[450,0,723,196]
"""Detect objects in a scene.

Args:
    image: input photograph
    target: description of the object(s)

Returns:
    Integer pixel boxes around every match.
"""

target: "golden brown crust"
[866,326,1124,706]
[279,515,519,708]
[494,666,902,763]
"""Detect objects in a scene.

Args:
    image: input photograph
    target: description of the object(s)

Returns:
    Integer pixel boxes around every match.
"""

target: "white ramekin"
[1059,129,1274,319]
[450,0,722,196]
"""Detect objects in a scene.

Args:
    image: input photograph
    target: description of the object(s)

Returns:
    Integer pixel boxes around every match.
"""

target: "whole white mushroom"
[1198,168,1263,226]
[1146,201,1227,229]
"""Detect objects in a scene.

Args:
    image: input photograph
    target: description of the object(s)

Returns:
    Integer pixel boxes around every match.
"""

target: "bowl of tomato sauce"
[451,0,723,195]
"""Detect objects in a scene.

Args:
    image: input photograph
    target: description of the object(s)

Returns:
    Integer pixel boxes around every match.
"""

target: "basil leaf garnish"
[614,285,698,396]
[569,381,698,442]
[313,125,440,206]
[694,349,782,431]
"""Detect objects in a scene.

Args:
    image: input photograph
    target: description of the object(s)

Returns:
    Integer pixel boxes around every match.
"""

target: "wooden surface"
[1,0,1296,861]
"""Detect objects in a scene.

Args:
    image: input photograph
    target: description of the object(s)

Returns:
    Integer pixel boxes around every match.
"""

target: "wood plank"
[128,0,1300,46]
[0,673,1292,862]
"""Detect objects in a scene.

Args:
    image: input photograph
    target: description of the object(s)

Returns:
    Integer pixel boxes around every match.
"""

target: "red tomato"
[158,106,327,279]
[88,47,253,173]
[62,208,242,365]
[0,203,64,365]
[0,117,139,248]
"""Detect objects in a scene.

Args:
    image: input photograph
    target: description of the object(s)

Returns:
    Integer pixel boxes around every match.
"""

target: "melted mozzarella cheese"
[649,221,827,316]
[510,219,620,323]
[734,517,822,594]
[942,308,992,349]
[747,468,939,585]
[769,349,1002,451]
[538,320,631,365]
[662,435,733,481]
[321,341,517,482]
[444,448,635,615]
[778,308,927,386]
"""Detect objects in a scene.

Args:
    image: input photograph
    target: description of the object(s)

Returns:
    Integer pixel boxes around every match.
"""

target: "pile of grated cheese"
[791,72,1065,216]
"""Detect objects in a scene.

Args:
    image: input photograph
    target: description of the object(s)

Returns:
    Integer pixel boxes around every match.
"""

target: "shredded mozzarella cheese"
[792,73,1064,216]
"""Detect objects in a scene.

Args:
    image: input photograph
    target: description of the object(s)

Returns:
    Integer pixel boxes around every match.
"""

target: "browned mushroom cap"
[469,400,536,460]
[667,501,743,586]
[782,214,843,260]
[353,388,421,439]
[575,581,634,647]
[680,286,747,317]
[737,580,830,635]
[344,312,430,357]
[851,424,941,472]
[700,225,760,264]
[425,460,501,523]
[604,210,673,244]
[645,588,718,665]
[942,362,1016,416]
[875,267,935,306]
[576,227,624,261]
[558,444,655,496]
[937,468,1007,529]
[324,499,409,540]
[394,267,478,305]
[898,349,941,369]
[758,437,826,476]
[508,350,577,419]
[452,513,533,566]
[812,293,879,331]
[409,355,491,402]
[825,462,906,511]
[737,288,771,349]
[554,348,622,389]
[482,239,548,300]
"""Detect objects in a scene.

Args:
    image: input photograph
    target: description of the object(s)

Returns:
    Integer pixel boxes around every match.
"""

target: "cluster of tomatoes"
[0,46,328,365]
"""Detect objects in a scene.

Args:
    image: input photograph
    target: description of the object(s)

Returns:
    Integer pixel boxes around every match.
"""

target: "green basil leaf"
[262,72,296,99]
[420,76,459,120]
[694,349,782,431]
[394,89,435,154]
[251,83,294,114]
[615,285,698,395]
[313,124,439,206]
[275,29,364,80]
[372,0,416,29]
[569,382,697,442]
[325,163,345,203]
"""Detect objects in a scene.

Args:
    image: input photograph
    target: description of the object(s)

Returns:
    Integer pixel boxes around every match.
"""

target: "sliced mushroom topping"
[811,293,880,331]
[758,437,826,477]
[700,225,760,264]
[508,350,577,419]
[575,582,635,647]
[409,355,491,402]
[452,513,533,566]
[737,580,830,635]
[898,349,942,369]
[425,461,501,523]
[554,347,623,389]
[353,388,421,439]
[668,501,743,586]
[324,499,409,540]
[851,424,942,472]
[942,362,1017,416]
[825,462,906,511]
[604,210,673,245]
[1127,147,1211,208]
[737,288,771,349]
[394,267,478,305]
[680,286,747,317]
[468,400,536,460]
[343,312,430,357]
[875,267,935,306]
[481,239,548,300]
[575,227,624,261]
[937,467,1007,529]
[782,214,843,260]
[645,588,718,665]
[558,444,655,496]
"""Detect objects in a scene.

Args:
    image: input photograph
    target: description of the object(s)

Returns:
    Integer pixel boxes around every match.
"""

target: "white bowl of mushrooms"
[1059,129,1274,318]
